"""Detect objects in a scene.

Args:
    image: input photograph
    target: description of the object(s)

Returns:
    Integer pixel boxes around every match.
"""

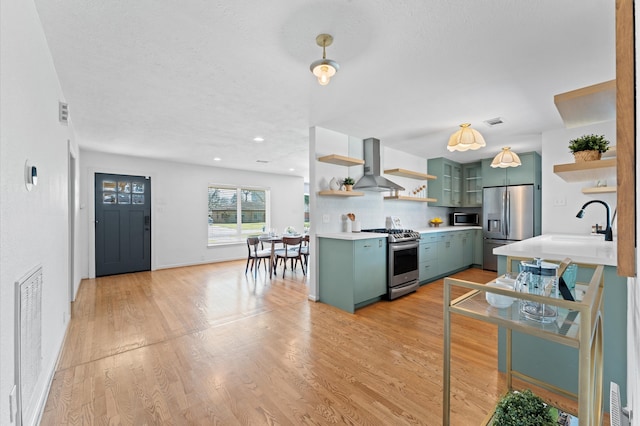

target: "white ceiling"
[34,0,615,181]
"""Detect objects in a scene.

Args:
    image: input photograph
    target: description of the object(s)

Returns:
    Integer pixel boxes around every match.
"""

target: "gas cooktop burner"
[362,228,420,243]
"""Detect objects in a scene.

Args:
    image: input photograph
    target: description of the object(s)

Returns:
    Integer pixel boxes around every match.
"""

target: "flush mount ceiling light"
[491,147,522,168]
[310,34,339,86]
[447,123,486,152]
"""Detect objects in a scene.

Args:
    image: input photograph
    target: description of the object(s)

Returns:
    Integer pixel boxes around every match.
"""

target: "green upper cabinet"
[481,152,541,187]
[462,162,482,207]
[427,158,462,207]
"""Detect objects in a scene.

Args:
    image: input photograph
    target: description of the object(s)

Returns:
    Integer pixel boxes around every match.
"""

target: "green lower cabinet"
[419,239,438,283]
[318,237,387,313]
[473,229,483,266]
[496,256,627,413]
[420,230,477,283]
[461,231,473,267]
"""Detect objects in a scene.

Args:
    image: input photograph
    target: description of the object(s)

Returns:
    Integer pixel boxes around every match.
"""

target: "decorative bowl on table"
[485,282,516,309]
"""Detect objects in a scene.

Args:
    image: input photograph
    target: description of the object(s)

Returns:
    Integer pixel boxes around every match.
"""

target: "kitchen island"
[493,234,626,412]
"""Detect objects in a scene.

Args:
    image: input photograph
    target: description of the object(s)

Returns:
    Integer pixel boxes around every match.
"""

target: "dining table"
[258,235,283,278]
[259,234,306,278]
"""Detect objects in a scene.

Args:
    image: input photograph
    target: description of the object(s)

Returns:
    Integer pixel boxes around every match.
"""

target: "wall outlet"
[553,197,566,206]
[322,214,330,223]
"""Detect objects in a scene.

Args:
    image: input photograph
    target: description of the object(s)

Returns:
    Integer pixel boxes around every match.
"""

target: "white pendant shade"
[310,34,339,86]
[447,123,486,152]
[491,147,522,168]
[310,60,338,86]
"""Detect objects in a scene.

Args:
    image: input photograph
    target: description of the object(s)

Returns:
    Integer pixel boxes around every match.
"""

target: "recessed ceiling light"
[289,168,295,172]
[213,157,221,161]
[253,137,264,142]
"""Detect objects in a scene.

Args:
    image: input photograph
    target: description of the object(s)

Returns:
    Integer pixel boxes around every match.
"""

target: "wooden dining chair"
[274,236,305,277]
[299,234,310,271]
[245,237,271,277]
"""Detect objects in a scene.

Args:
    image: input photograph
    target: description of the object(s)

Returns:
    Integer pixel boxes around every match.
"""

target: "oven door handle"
[389,241,420,251]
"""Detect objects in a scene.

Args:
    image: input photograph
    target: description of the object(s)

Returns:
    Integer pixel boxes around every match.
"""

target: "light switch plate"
[322,214,330,223]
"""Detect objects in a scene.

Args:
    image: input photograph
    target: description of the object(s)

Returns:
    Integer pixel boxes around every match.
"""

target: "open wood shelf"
[317,154,364,167]
[581,186,616,194]
[383,195,437,202]
[554,80,616,128]
[553,159,616,182]
[383,168,436,180]
[318,190,364,197]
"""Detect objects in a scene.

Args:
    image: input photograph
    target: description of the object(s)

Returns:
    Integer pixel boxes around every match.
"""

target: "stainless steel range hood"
[352,138,405,192]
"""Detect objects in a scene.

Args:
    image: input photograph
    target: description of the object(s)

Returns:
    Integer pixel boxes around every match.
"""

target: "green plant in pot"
[342,177,355,191]
[568,134,609,163]
[492,390,554,426]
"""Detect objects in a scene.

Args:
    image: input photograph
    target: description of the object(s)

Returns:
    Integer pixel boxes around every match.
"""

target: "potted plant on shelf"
[491,390,554,426]
[342,177,355,191]
[568,134,609,162]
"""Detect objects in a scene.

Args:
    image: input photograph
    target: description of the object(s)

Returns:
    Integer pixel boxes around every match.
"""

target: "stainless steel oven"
[388,239,420,299]
[363,228,420,300]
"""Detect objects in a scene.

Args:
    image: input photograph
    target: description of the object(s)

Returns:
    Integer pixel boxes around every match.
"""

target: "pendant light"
[491,147,522,168]
[447,123,486,152]
[310,34,339,86]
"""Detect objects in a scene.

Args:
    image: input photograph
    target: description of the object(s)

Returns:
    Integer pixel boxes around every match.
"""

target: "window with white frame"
[208,185,269,244]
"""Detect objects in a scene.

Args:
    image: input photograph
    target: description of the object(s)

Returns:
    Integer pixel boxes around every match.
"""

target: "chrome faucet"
[576,200,613,241]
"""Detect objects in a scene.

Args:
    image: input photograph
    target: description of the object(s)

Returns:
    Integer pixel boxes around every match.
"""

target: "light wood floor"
[41,261,578,425]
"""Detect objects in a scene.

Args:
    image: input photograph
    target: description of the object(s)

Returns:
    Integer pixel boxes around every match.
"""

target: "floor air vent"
[15,265,44,426]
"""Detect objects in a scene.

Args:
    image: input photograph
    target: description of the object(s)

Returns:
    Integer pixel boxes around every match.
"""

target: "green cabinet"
[427,158,462,207]
[419,230,477,283]
[419,232,439,283]
[481,152,541,187]
[437,233,459,275]
[462,162,482,207]
[460,230,473,267]
[318,237,386,313]
[473,229,483,266]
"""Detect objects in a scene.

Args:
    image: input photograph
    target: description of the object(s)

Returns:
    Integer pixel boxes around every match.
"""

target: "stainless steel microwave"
[450,212,479,226]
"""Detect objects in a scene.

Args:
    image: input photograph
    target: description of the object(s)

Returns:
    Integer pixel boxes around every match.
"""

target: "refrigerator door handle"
[505,190,510,237]
[501,189,507,236]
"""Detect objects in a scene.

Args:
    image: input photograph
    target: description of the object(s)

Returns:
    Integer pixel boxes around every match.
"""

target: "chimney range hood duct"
[352,138,405,192]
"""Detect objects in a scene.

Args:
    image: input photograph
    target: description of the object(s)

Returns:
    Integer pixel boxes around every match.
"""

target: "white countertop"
[317,226,481,241]
[416,225,482,233]
[316,232,388,241]
[493,233,617,266]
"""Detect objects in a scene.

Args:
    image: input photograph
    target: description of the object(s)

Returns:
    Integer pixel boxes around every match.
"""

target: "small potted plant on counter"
[342,177,355,191]
[568,134,609,162]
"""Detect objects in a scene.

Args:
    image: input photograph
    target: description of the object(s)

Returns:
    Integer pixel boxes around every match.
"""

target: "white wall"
[0,1,80,424]
[308,126,449,299]
[79,150,305,276]
[541,120,617,235]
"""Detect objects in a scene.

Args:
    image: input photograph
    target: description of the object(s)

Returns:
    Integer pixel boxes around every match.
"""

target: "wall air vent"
[58,102,69,124]
[484,117,504,126]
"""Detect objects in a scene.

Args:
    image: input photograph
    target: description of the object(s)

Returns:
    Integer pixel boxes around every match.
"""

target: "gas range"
[361,228,421,243]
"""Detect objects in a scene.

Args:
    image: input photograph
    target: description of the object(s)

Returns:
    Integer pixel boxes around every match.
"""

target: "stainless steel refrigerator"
[483,185,535,271]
